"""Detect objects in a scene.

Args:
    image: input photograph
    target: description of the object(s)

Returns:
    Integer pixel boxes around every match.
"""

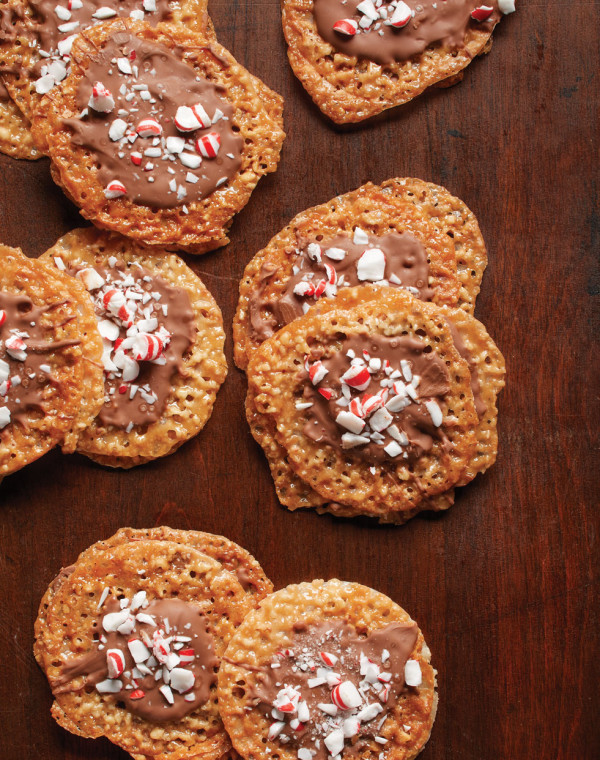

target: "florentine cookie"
[0,244,104,475]
[246,286,479,522]
[281,0,516,123]
[40,227,227,467]
[0,0,215,119]
[26,19,284,253]
[35,537,258,760]
[234,178,486,369]
[218,579,436,760]
[246,285,503,521]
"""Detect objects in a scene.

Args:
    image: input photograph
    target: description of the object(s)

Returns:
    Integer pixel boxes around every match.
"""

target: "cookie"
[24,19,284,253]
[218,579,436,760]
[35,537,258,760]
[0,77,40,159]
[234,178,486,370]
[246,286,479,522]
[40,227,227,467]
[0,243,104,474]
[0,0,215,120]
[281,0,516,123]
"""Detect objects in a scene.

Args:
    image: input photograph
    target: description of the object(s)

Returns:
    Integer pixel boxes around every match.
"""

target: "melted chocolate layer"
[304,333,449,463]
[55,597,218,723]
[248,621,418,760]
[249,232,432,343]
[68,33,243,207]
[314,0,501,66]
[69,261,195,429]
[0,292,79,431]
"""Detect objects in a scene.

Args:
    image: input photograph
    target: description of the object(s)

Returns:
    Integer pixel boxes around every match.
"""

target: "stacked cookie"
[0,0,285,252]
[0,228,227,475]
[234,178,505,523]
[282,0,516,123]
[35,529,436,760]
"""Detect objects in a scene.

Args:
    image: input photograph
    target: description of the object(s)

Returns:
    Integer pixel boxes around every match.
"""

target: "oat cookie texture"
[218,579,437,760]
[40,227,227,467]
[34,529,273,760]
[281,0,516,123]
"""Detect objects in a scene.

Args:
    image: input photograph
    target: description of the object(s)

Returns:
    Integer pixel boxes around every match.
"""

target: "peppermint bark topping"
[0,292,79,431]
[54,256,195,429]
[55,593,218,722]
[314,0,514,66]
[30,0,171,95]
[250,621,419,760]
[301,333,450,464]
[67,34,243,208]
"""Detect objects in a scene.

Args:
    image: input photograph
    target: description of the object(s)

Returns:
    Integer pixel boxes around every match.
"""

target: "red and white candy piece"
[268,721,286,740]
[389,1,412,28]
[104,180,127,199]
[179,648,195,664]
[318,387,333,400]
[174,103,211,132]
[130,152,142,166]
[131,333,163,362]
[130,689,145,700]
[357,248,386,282]
[331,680,362,710]
[88,81,114,113]
[0,310,6,327]
[293,281,316,297]
[76,267,105,291]
[360,393,383,417]
[341,363,371,391]
[195,131,221,158]
[332,18,358,37]
[5,335,27,361]
[106,648,125,679]
[313,279,327,298]
[102,289,129,322]
[379,685,390,703]
[136,118,162,138]
[308,360,328,385]
[342,716,361,738]
[470,5,494,21]
[324,262,337,285]
[320,651,339,667]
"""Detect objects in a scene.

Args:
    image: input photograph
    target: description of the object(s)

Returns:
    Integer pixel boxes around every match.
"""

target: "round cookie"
[40,227,227,467]
[27,19,284,254]
[35,538,256,760]
[0,244,104,474]
[246,285,479,522]
[0,0,215,121]
[281,0,515,123]
[234,179,463,370]
[218,579,436,760]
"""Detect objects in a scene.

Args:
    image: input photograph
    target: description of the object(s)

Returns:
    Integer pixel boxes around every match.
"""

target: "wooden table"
[0,1,597,757]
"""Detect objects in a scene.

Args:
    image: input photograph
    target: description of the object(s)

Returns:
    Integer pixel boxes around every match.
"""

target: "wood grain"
[0,1,597,757]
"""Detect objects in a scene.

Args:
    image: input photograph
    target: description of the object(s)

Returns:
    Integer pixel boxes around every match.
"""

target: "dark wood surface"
[0,1,598,757]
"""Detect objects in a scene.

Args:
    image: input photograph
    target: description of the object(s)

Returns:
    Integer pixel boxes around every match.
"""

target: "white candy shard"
[89,81,114,112]
[159,684,175,704]
[170,667,195,693]
[404,659,422,687]
[498,0,516,13]
[369,407,393,432]
[335,410,365,434]
[356,0,379,21]
[324,247,346,261]
[96,678,123,693]
[108,118,128,141]
[0,407,11,429]
[353,227,369,245]
[357,248,386,281]
[92,6,117,19]
[424,399,443,427]
[77,267,105,290]
[324,728,345,756]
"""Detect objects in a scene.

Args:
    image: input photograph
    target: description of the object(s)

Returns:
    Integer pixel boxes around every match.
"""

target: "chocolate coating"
[314,0,501,66]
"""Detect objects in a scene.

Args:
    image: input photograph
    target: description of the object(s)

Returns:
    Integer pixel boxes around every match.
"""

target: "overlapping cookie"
[0,77,40,158]
[0,243,104,476]
[7,16,284,252]
[234,179,487,369]
[34,530,272,759]
[281,0,516,123]
[246,285,504,523]
[40,227,227,467]
[218,579,436,760]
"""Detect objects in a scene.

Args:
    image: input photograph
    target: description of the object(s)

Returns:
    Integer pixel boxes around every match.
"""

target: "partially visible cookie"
[40,227,227,467]
[234,179,467,370]
[246,286,479,522]
[0,244,104,475]
[282,0,516,123]
[25,19,284,253]
[35,537,257,760]
[218,579,437,760]
[0,77,40,159]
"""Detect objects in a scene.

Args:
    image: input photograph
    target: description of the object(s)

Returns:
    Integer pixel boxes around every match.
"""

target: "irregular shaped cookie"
[35,538,257,760]
[246,285,503,521]
[24,19,284,253]
[0,244,103,475]
[246,286,479,522]
[281,0,516,123]
[234,178,486,369]
[218,579,436,760]
[40,227,227,467]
